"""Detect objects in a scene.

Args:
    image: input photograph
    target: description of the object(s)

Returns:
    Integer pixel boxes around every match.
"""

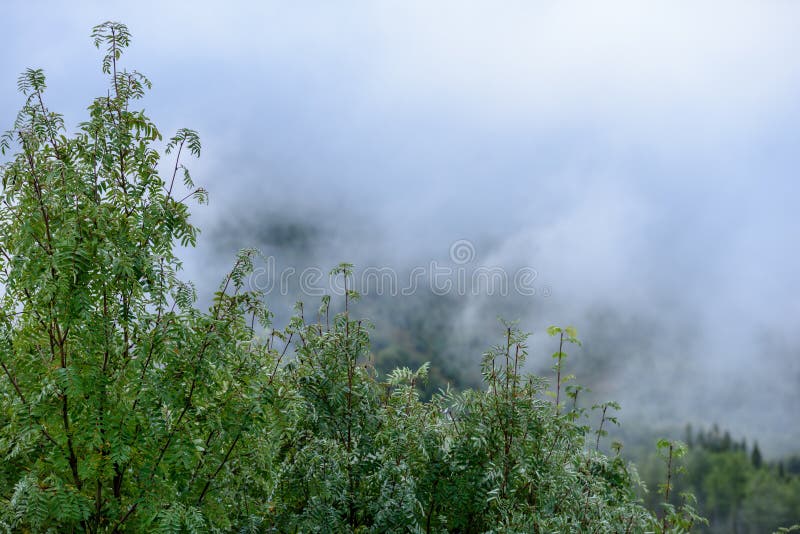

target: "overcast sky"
[2,1,799,452]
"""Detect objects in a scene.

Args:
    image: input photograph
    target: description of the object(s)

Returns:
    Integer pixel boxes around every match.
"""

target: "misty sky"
[2,1,799,453]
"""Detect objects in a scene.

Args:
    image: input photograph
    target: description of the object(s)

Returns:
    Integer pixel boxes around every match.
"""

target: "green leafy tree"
[0,22,275,532]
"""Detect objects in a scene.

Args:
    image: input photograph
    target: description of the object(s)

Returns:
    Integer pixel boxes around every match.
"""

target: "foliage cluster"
[636,425,800,533]
[0,22,714,532]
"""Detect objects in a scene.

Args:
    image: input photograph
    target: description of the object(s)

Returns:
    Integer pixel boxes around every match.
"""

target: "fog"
[2,0,799,454]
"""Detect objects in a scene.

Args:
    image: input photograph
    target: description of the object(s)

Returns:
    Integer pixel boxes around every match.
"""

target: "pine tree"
[752,441,763,469]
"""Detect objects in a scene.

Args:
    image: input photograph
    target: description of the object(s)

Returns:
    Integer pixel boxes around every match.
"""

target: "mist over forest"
[4,1,797,457]
[195,183,800,457]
